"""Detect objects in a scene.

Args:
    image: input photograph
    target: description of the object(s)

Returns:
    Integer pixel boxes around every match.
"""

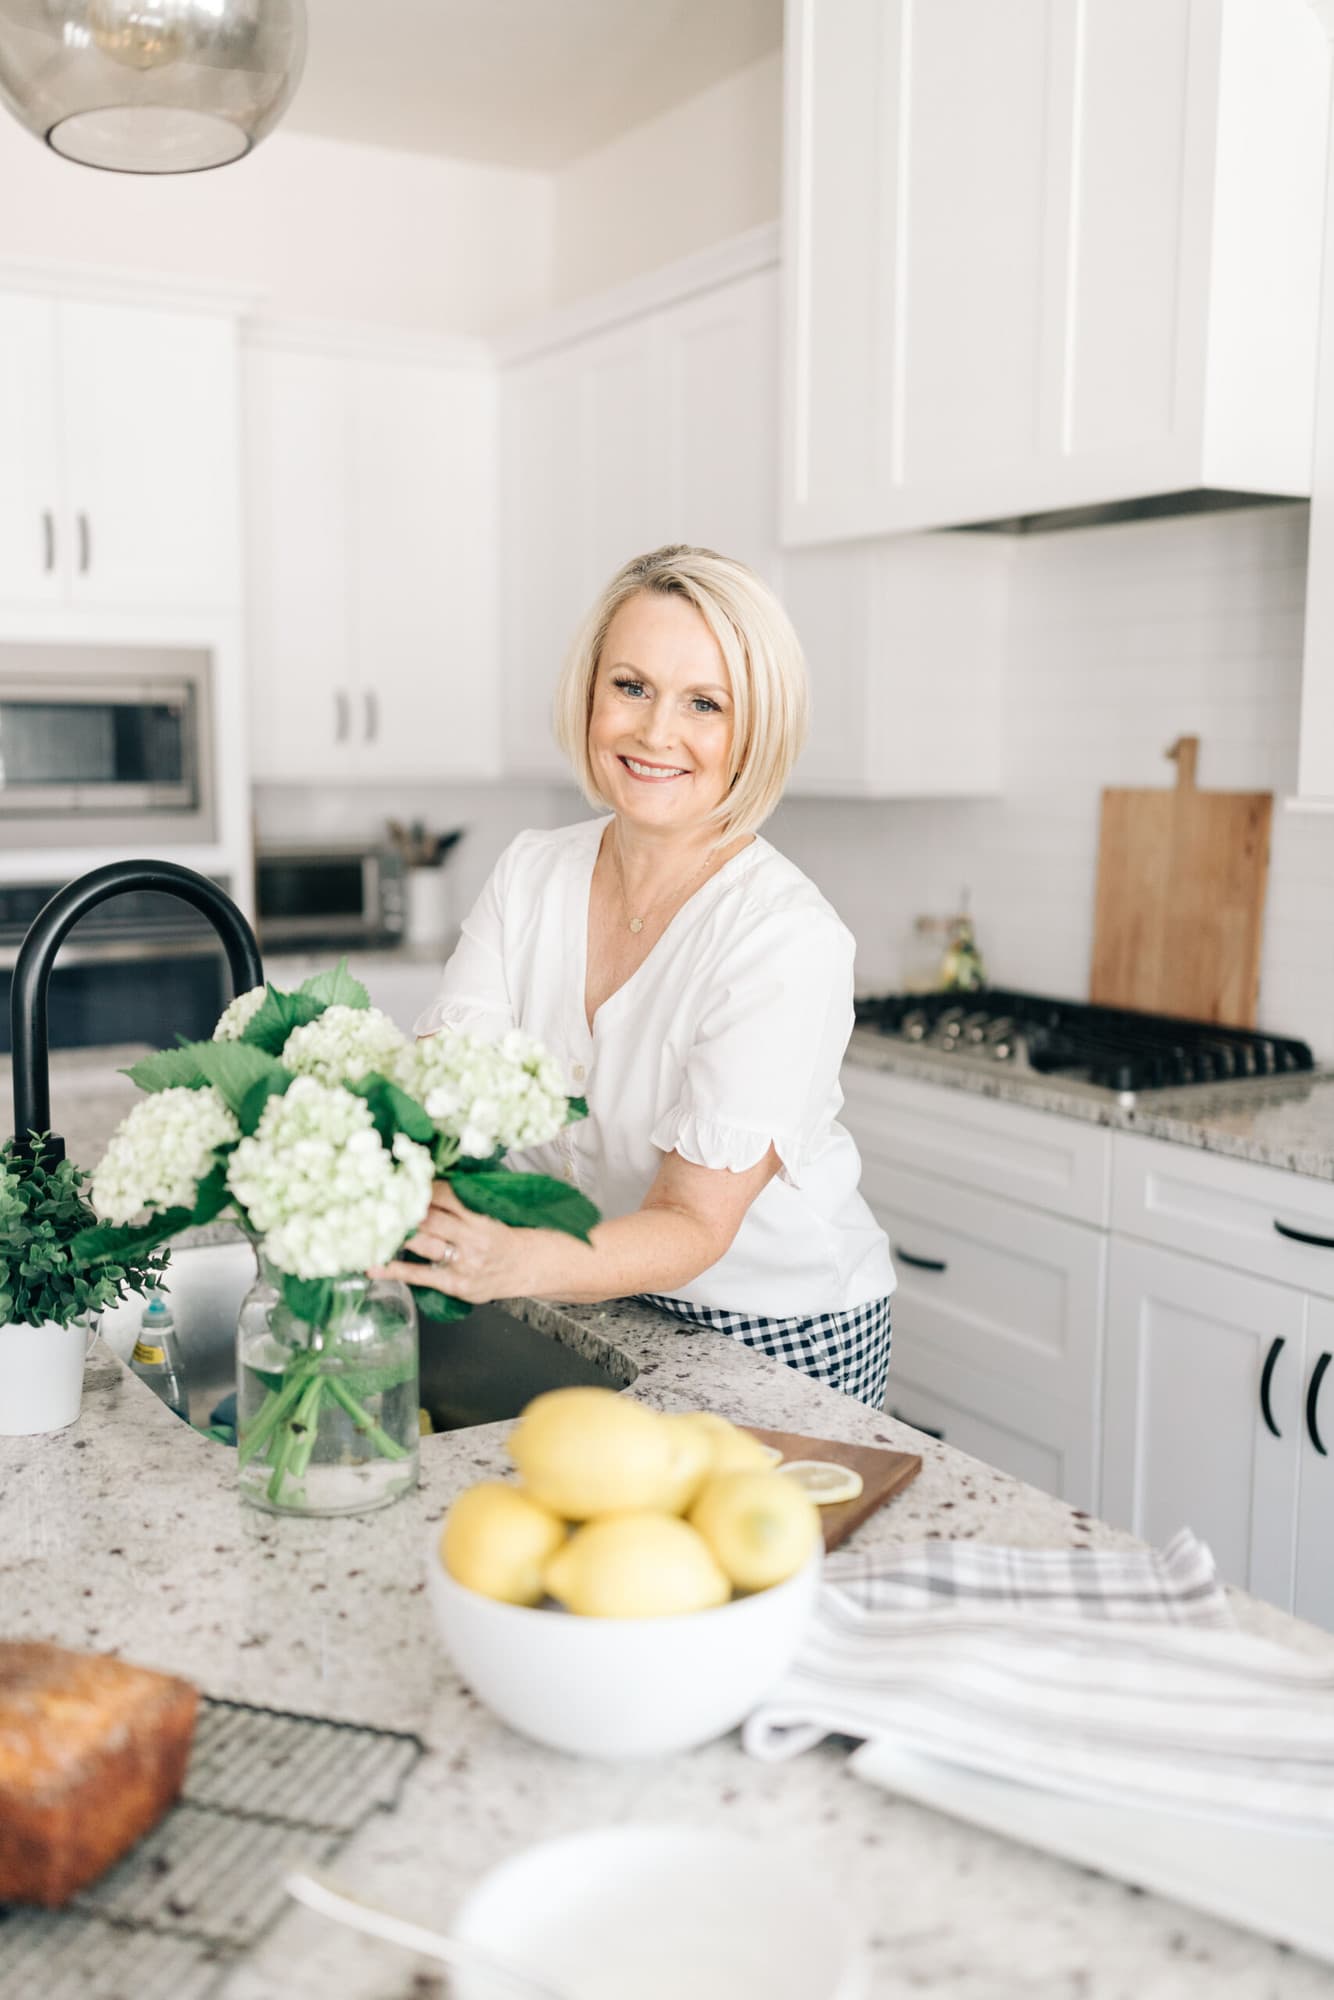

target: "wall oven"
[0,643,216,848]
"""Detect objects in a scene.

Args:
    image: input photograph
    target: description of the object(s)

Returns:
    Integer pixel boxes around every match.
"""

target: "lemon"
[508,1387,699,1519]
[678,1410,775,1475]
[543,1512,732,1618]
[656,1413,715,1513]
[779,1460,864,1505]
[689,1470,821,1591]
[440,1482,567,1605]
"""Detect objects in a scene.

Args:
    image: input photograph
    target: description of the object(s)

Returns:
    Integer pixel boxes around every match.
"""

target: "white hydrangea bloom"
[213,985,267,1041]
[92,1087,240,1224]
[281,1005,409,1087]
[396,1028,570,1160]
[225,1077,433,1279]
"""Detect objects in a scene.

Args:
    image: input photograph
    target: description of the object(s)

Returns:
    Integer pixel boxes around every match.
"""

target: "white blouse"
[416,817,895,1318]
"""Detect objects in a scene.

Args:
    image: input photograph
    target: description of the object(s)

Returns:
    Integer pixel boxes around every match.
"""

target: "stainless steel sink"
[97,1239,634,1433]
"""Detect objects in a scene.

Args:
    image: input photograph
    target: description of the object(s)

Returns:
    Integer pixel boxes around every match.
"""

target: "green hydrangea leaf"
[122,1046,209,1093]
[566,1096,588,1123]
[192,1041,291,1118]
[280,1272,334,1327]
[297,960,371,1011]
[189,1162,233,1226]
[411,1284,473,1323]
[449,1170,599,1244]
[70,1208,186,1267]
[347,1073,435,1148]
[238,984,324,1056]
[236,1068,293,1138]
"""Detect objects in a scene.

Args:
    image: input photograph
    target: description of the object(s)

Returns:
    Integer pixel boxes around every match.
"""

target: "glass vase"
[235,1256,419,1517]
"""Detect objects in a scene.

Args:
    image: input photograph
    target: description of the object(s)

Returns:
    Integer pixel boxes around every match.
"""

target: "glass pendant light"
[0,0,307,174]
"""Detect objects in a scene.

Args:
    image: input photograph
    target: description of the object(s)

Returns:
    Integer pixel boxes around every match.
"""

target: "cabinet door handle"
[1275,1219,1334,1251]
[334,690,350,744]
[893,1246,947,1273]
[41,510,54,572]
[889,1405,944,1441]
[364,690,378,744]
[1259,1335,1285,1439]
[76,511,90,573]
[1307,1352,1331,1458]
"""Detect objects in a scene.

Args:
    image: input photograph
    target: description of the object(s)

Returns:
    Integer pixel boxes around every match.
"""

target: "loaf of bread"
[0,1641,199,1906]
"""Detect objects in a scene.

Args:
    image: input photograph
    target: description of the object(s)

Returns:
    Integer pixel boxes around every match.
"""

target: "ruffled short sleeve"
[413,840,519,1042]
[649,906,856,1188]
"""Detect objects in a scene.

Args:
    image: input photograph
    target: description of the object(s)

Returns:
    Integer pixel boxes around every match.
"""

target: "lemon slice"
[778,1459,864,1505]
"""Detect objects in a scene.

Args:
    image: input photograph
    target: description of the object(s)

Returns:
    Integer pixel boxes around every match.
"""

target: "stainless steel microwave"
[0,642,216,849]
[254,843,407,951]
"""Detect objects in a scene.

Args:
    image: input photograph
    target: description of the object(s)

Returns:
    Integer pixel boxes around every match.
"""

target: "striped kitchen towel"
[743,1531,1334,1831]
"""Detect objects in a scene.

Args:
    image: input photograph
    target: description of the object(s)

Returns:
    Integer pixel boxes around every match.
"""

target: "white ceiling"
[283,0,784,171]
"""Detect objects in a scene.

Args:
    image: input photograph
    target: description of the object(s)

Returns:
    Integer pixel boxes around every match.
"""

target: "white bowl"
[426,1528,821,1759]
[451,1823,868,2000]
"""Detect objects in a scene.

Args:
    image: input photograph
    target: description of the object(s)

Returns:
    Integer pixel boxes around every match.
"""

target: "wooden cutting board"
[742,1425,922,1551]
[1089,736,1272,1028]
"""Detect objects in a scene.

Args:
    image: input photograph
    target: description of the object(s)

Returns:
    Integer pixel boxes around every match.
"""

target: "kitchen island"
[4,1296,1333,2000]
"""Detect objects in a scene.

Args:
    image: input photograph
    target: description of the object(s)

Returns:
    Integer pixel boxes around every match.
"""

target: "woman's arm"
[372,1146,782,1306]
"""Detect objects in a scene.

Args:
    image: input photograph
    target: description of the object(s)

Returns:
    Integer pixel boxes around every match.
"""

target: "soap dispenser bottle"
[130,1292,187,1420]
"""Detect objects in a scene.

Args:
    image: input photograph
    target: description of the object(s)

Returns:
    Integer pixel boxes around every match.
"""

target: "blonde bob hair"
[553,545,810,842]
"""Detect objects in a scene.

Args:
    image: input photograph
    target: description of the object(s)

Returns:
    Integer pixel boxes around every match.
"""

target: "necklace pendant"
[628,916,645,934]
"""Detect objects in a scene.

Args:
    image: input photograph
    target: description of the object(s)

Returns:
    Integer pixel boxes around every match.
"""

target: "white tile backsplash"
[770,503,1334,1059]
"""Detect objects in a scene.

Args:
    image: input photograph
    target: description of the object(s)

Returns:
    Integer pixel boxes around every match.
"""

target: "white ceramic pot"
[0,1317,97,1436]
[404,866,455,950]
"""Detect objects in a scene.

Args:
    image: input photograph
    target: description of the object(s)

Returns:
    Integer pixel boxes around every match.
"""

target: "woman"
[377,546,896,1406]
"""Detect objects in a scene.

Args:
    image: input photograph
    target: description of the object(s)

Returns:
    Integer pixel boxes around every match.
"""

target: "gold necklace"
[609,836,717,935]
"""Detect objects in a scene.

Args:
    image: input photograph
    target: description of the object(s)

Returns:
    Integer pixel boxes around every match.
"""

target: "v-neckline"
[578,821,757,1040]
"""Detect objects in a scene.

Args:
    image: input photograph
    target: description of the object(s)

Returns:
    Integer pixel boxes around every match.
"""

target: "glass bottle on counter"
[130,1292,188,1419]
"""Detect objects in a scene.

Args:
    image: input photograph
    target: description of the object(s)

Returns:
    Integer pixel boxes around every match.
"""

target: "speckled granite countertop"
[846,1027,1334,1183]
[4,1299,1334,1998]
[15,1034,1334,1193]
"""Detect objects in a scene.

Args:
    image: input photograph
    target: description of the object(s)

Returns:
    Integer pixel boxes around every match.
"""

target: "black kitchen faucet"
[8,859,263,1166]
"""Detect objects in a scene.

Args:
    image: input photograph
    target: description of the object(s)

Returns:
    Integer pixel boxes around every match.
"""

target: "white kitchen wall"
[769,503,1334,1059]
[0,118,551,335]
[549,50,781,305]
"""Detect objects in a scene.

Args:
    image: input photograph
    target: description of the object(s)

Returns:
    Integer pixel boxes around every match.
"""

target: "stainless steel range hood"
[954,490,1303,536]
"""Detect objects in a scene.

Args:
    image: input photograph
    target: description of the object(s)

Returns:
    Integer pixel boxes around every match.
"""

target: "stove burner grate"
[854,989,1315,1095]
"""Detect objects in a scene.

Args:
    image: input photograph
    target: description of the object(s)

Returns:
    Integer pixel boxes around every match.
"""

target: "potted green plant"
[0,1137,166,1436]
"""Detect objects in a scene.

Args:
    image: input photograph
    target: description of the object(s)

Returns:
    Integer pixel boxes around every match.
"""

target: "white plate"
[451,1824,869,2000]
[851,1738,1334,1964]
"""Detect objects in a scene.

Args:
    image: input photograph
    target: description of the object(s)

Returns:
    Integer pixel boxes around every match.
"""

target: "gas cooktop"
[852,988,1318,1108]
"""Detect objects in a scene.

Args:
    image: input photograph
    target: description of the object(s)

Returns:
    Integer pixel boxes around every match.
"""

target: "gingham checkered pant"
[635,1293,893,1408]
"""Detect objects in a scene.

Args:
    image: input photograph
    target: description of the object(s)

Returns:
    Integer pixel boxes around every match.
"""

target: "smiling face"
[587,590,737,833]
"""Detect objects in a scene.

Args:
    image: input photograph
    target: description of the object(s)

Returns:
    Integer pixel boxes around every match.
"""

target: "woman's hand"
[371,1181,534,1304]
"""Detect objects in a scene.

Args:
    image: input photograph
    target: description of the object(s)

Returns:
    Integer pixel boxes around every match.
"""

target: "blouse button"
[572,1063,587,1084]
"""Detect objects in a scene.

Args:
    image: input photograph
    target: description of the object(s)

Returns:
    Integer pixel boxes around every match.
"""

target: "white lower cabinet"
[842,1063,1107,1507]
[1295,1296,1334,1631]
[1102,1238,1306,1606]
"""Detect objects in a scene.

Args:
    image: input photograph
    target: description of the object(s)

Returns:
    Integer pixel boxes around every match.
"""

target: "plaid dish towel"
[743,1531,1334,1832]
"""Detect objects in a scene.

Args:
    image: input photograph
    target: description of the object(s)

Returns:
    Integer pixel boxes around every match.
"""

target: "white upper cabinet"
[782,0,1329,544]
[500,264,781,779]
[0,294,62,608]
[0,289,242,612]
[245,334,500,787]
[661,271,780,580]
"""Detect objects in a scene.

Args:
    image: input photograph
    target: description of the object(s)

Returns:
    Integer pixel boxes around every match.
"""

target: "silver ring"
[438,1241,457,1267]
